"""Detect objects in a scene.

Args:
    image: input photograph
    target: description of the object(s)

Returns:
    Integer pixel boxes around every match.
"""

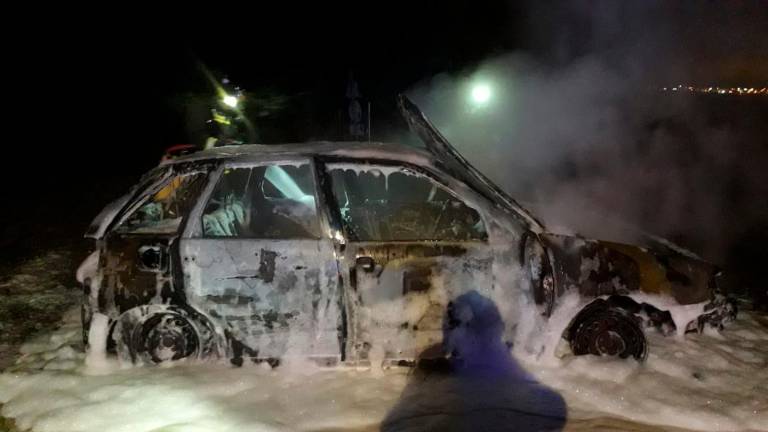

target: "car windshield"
[117,172,207,234]
[397,95,544,231]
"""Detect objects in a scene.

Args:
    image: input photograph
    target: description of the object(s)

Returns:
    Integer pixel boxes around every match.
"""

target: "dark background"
[2,1,767,306]
[3,2,528,256]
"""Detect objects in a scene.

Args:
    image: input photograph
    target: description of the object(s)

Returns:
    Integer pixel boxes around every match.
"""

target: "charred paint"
[181,238,343,360]
[521,232,556,316]
[403,267,432,294]
[276,272,298,293]
[204,292,254,305]
[258,249,278,283]
[542,233,717,306]
[604,295,677,335]
[343,240,495,363]
[98,235,176,317]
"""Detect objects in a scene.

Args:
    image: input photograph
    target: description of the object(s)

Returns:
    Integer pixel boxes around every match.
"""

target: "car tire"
[567,300,648,361]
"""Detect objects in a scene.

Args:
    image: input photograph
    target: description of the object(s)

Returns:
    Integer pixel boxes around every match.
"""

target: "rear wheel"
[568,300,647,360]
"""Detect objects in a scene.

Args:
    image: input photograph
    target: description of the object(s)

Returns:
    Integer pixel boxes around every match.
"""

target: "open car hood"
[397,95,544,231]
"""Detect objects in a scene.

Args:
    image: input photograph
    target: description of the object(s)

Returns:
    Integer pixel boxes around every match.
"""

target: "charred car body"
[78,96,736,366]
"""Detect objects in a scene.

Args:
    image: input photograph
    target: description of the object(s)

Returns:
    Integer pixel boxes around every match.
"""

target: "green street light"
[470,83,492,106]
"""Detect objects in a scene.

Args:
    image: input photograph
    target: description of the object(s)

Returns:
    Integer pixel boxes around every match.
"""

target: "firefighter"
[205,78,252,148]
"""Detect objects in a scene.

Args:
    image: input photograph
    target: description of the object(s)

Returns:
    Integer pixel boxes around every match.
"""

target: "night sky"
[11,1,766,179]
[17,2,523,179]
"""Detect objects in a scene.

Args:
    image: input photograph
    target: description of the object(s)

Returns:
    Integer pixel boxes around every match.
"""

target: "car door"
[97,166,209,321]
[180,159,343,364]
[320,160,496,365]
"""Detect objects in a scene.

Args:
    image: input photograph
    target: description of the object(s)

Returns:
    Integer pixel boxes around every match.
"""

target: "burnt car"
[78,96,736,366]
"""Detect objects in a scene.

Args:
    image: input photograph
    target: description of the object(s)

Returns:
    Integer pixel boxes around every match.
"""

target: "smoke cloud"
[405,1,768,274]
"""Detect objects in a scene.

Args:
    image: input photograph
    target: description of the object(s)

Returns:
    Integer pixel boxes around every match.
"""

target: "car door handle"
[356,256,376,272]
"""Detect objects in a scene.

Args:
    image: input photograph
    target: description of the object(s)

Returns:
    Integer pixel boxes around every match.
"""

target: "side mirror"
[137,245,166,272]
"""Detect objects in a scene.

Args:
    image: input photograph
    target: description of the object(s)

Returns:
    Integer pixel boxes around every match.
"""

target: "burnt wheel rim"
[595,330,626,356]
[571,310,646,360]
[135,313,199,363]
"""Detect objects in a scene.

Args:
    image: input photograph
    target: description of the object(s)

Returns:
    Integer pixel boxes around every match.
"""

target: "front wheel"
[113,307,219,365]
[132,313,200,364]
[567,300,647,361]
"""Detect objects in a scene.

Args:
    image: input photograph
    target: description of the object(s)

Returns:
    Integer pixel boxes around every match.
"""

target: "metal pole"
[367,101,371,142]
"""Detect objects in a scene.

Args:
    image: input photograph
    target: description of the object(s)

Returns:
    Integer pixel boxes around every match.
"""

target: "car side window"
[118,172,207,234]
[326,164,487,241]
[202,163,321,239]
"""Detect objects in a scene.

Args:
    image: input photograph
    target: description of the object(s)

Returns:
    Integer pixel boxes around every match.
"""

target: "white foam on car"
[84,312,113,373]
[624,292,709,336]
[75,251,99,285]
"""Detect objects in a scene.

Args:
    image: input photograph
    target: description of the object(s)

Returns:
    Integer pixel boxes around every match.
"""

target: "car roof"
[162,141,435,167]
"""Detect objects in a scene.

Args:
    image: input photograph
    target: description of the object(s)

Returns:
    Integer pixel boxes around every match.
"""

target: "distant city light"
[661,85,767,96]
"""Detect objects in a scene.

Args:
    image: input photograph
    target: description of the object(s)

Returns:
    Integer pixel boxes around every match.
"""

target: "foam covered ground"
[1,303,766,432]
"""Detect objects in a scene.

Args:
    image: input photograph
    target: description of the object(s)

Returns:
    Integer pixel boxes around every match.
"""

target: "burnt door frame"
[314,157,498,365]
[96,164,212,320]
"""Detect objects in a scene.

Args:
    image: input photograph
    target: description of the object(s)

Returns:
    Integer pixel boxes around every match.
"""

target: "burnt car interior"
[118,172,207,234]
[202,164,321,239]
[326,165,487,242]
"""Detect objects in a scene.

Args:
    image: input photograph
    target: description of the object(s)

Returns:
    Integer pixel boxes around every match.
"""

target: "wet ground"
[0,185,101,372]
[0,250,80,371]
[0,249,82,432]
[0,175,128,371]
